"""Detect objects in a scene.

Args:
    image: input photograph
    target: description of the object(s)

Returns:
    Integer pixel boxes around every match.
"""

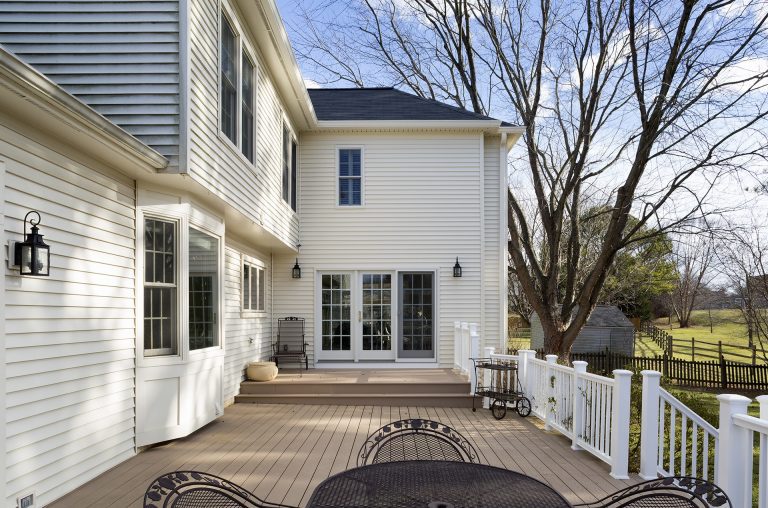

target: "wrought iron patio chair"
[272,317,308,370]
[357,417,480,466]
[143,471,298,508]
[573,476,731,507]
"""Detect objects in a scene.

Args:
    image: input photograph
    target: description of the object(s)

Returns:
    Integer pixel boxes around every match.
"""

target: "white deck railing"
[485,349,631,479]
[639,370,768,507]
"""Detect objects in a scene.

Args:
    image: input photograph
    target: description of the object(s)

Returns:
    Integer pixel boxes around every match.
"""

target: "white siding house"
[0,0,522,504]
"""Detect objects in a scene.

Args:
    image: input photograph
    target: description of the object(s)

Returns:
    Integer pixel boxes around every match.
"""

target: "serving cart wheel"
[516,397,532,417]
[491,399,507,420]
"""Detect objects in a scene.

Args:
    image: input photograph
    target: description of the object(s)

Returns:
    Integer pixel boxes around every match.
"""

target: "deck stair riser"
[234,369,473,407]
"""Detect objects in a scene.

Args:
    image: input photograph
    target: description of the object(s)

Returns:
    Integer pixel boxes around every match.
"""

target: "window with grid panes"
[338,149,361,205]
[220,15,237,143]
[144,218,178,356]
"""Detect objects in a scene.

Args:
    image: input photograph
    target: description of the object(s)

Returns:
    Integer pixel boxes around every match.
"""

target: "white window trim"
[218,2,259,173]
[335,146,364,207]
[242,255,267,315]
[281,116,299,215]
[136,192,226,368]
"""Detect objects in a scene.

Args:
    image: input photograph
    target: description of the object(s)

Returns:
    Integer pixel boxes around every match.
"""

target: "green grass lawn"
[648,309,765,363]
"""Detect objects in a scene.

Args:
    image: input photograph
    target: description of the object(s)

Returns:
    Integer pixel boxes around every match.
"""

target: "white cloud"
[304,79,322,89]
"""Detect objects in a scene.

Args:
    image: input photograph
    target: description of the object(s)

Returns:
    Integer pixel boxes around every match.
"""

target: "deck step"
[239,381,471,396]
[234,393,477,408]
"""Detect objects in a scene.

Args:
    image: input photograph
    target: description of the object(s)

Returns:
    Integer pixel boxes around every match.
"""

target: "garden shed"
[530,305,635,355]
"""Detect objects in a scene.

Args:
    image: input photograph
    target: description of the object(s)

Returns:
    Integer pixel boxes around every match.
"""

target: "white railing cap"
[640,370,662,378]
[755,395,768,404]
[612,369,633,376]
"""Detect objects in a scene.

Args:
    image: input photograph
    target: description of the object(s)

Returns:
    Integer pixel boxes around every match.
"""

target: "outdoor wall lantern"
[292,258,301,279]
[453,257,462,278]
[15,211,50,276]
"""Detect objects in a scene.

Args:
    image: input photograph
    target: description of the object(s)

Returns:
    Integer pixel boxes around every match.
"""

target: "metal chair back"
[143,471,297,508]
[573,476,732,508]
[273,317,307,370]
[357,418,479,466]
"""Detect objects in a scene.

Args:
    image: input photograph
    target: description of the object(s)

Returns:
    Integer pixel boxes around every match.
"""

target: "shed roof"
[529,305,633,328]
[585,306,634,328]
[307,87,514,125]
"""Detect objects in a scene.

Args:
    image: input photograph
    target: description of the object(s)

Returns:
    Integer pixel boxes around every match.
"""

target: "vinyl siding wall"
[187,0,299,249]
[273,131,504,366]
[1,124,136,506]
[0,1,182,167]
[222,238,272,404]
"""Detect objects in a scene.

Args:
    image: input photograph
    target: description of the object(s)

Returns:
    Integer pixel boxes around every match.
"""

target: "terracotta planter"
[246,361,278,382]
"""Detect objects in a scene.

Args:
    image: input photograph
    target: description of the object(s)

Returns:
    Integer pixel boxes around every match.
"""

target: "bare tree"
[290,0,768,355]
[719,226,768,362]
[668,235,715,328]
[508,266,533,326]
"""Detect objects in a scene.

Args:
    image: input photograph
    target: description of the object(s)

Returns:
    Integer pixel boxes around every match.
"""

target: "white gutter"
[0,47,168,172]
[316,119,520,131]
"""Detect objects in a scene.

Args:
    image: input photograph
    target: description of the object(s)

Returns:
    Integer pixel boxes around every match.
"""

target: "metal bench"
[272,317,308,370]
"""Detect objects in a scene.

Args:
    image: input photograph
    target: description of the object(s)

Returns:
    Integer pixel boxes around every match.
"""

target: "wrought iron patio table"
[306,460,574,508]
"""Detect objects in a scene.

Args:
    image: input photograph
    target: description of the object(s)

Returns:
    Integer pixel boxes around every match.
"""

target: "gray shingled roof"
[585,306,634,328]
[308,87,512,124]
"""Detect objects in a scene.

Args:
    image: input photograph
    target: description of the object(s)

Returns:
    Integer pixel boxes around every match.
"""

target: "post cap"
[612,369,633,377]
[716,393,752,405]
[545,354,558,363]
[755,395,768,405]
[640,370,663,378]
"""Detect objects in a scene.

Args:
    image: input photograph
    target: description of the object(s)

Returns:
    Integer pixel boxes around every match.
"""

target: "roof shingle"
[307,87,511,123]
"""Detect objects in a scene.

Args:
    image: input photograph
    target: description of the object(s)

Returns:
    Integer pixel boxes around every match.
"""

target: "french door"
[398,272,435,359]
[318,271,395,361]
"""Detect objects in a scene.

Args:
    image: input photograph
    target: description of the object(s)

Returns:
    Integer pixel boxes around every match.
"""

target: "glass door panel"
[399,272,434,359]
[360,273,394,360]
[320,273,352,358]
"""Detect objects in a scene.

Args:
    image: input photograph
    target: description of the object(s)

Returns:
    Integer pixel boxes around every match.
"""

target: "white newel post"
[571,361,587,451]
[454,321,461,371]
[483,347,495,408]
[716,394,752,507]
[461,322,470,374]
[758,395,768,506]
[545,354,558,431]
[639,370,662,480]
[469,323,480,360]
[610,369,632,480]
[518,350,534,396]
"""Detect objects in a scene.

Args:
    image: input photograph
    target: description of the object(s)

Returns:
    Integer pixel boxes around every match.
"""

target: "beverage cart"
[471,357,532,420]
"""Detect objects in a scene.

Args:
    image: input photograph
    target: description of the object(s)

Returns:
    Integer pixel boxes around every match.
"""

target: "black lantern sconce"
[292,258,301,279]
[453,257,462,278]
[14,211,50,276]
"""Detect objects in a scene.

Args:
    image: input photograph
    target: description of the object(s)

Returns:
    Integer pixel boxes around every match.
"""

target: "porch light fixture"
[292,258,301,279]
[453,257,462,278]
[15,211,50,276]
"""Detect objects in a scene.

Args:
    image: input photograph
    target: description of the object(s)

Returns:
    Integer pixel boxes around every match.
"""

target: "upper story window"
[282,123,297,211]
[241,54,255,162]
[220,15,237,144]
[338,148,362,206]
[220,11,257,163]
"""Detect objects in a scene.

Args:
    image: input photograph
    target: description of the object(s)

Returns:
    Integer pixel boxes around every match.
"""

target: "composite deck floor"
[50,403,638,507]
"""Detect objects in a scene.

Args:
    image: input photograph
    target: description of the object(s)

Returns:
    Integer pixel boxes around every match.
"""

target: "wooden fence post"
[720,354,728,390]
[691,337,695,361]
[639,370,662,480]
[753,344,757,366]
